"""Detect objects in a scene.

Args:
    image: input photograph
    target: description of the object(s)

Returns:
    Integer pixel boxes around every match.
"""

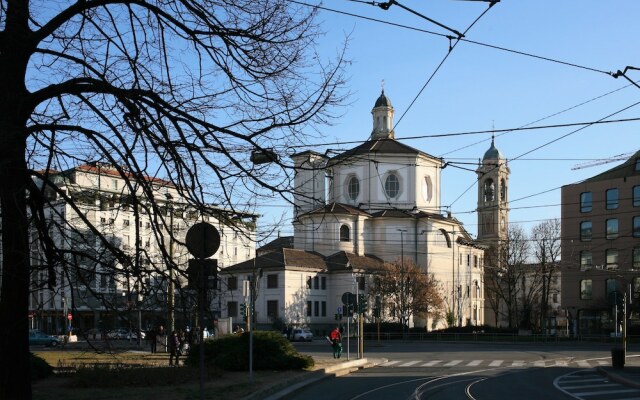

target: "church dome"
[483,136,503,161]
[374,90,392,108]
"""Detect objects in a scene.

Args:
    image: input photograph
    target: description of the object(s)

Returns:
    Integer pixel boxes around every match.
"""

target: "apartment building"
[561,151,640,335]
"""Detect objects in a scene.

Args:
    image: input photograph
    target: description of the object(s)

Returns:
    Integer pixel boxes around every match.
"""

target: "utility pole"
[398,228,407,339]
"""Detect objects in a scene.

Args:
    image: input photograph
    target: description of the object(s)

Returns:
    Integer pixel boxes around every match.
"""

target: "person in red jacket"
[329,326,342,359]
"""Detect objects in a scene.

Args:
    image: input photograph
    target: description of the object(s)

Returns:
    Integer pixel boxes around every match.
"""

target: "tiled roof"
[327,139,441,165]
[222,247,326,272]
[326,251,385,272]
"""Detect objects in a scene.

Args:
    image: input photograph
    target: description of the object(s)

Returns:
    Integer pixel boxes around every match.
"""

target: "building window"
[267,274,278,289]
[314,301,319,317]
[228,301,238,318]
[384,173,400,199]
[606,218,619,240]
[606,188,619,210]
[357,276,365,291]
[322,301,327,317]
[347,176,360,200]
[580,279,592,300]
[634,186,640,207]
[606,249,618,270]
[552,293,558,303]
[267,300,278,318]
[321,276,327,290]
[500,178,506,201]
[340,225,350,242]
[633,248,640,270]
[314,276,319,290]
[580,251,592,271]
[580,192,592,212]
[580,221,592,241]
[227,276,238,291]
[634,216,640,238]
[123,219,130,227]
[306,301,312,317]
[634,277,640,299]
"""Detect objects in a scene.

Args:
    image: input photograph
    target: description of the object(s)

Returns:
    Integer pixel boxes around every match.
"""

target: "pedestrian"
[329,326,342,359]
[169,330,181,366]
[148,326,158,353]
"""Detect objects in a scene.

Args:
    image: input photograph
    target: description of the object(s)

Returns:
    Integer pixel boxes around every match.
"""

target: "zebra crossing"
[555,370,640,400]
[379,358,611,369]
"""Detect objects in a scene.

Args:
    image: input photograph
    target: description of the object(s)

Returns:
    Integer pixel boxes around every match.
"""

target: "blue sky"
[258,0,640,241]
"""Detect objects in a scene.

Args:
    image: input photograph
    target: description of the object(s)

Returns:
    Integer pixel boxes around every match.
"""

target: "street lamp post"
[398,228,407,339]
[165,193,175,334]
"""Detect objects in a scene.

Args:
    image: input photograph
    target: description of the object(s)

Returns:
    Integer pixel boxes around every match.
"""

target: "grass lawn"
[31,349,331,400]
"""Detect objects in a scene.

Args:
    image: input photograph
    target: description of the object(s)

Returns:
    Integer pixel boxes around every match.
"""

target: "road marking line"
[467,360,482,366]
[511,360,525,367]
[422,360,442,367]
[554,360,568,366]
[380,360,400,367]
[444,360,463,366]
[489,360,503,367]
[576,360,591,367]
[574,389,640,396]
[563,383,619,390]
[399,361,421,367]
[533,361,546,367]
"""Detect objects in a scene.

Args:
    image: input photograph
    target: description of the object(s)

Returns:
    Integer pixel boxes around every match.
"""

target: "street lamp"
[397,228,407,339]
[165,192,175,333]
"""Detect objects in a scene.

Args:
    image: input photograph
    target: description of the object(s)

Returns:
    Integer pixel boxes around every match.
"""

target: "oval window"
[385,173,400,199]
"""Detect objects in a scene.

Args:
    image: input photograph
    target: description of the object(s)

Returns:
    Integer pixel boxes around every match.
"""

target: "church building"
[220,90,496,332]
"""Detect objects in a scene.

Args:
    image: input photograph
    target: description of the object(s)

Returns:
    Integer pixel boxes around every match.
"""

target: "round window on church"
[347,175,360,200]
[385,173,400,199]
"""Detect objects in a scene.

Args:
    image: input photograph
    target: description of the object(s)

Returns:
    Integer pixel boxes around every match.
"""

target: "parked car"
[291,328,313,342]
[107,328,145,340]
[29,329,60,347]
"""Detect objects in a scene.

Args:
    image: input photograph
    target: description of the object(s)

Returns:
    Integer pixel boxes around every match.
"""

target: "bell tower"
[476,136,509,244]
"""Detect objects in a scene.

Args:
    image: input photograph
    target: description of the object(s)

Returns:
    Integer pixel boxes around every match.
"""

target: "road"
[290,340,640,400]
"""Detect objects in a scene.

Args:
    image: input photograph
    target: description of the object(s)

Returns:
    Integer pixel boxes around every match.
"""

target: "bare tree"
[372,258,444,332]
[531,219,562,333]
[484,225,530,328]
[0,1,347,398]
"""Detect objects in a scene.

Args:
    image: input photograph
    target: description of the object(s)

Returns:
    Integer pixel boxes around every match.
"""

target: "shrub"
[30,353,53,381]
[185,330,314,371]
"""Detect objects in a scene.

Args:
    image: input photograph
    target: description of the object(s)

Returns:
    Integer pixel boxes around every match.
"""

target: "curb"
[243,358,387,400]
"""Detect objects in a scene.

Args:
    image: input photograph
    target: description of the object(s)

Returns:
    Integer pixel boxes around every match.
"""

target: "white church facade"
[220,91,505,332]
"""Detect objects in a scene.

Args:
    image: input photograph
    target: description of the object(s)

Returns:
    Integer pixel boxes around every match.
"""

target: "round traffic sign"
[185,222,220,259]
[341,292,353,305]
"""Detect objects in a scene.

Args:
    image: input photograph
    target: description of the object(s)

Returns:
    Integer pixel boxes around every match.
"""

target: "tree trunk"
[0,129,30,399]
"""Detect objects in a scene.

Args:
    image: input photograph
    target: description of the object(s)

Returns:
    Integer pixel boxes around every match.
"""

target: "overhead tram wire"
[385,1,498,129]
[439,79,640,157]
[289,1,612,76]
[446,99,640,209]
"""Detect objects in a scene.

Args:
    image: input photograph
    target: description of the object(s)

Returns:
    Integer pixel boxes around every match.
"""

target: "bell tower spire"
[371,88,395,140]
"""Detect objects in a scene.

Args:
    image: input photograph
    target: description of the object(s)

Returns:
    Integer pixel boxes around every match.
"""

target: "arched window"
[484,178,495,202]
[340,224,350,242]
[384,173,400,198]
[500,178,506,201]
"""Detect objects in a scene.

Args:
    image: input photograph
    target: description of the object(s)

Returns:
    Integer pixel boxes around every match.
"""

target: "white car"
[291,328,313,342]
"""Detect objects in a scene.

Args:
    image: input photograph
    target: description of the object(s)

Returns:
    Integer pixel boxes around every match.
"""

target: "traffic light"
[334,313,343,321]
[358,294,368,314]
[240,303,248,321]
